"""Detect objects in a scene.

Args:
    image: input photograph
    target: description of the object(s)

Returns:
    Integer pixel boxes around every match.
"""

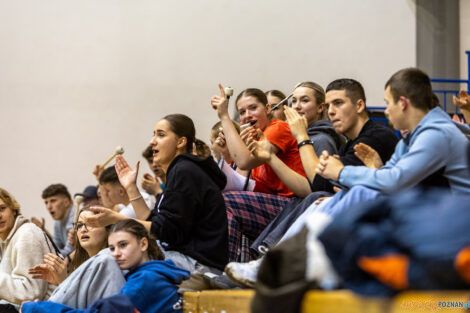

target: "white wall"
[0,0,416,233]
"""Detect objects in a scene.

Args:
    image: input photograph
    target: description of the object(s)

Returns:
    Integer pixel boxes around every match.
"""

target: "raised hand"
[315,150,344,181]
[92,164,104,181]
[247,129,273,162]
[354,142,383,169]
[115,155,139,191]
[284,106,309,142]
[210,84,230,119]
[85,206,121,228]
[141,173,162,195]
[453,90,470,111]
[67,228,76,248]
[212,129,231,161]
[29,253,67,286]
[31,217,45,230]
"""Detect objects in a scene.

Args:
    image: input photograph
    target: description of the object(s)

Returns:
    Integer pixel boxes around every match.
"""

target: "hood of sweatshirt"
[0,215,29,248]
[126,259,190,285]
[167,153,227,190]
[307,119,345,149]
[404,107,454,146]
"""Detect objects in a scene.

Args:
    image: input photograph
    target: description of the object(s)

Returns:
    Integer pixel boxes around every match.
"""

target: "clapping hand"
[354,142,383,169]
[29,253,67,286]
[115,155,139,190]
[247,129,273,162]
[315,150,344,181]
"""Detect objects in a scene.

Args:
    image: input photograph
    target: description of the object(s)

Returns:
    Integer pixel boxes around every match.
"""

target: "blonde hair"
[0,188,21,216]
[296,81,327,119]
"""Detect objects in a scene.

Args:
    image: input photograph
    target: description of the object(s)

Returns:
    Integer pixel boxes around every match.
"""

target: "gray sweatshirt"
[307,119,345,156]
[48,248,125,308]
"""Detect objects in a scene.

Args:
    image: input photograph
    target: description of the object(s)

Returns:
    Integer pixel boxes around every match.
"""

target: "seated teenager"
[22,219,190,313]
[211,85,307,261]
[31,184,75,257]
[82,114,228,291]
[141,145,165,197]
[266,89,287,121]
[99,166,155,218]
[29,207,125,308]
[0,188,55,311]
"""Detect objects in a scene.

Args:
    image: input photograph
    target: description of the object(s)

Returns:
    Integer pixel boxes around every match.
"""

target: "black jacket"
[148,154,228,271]
[310,120,398,192]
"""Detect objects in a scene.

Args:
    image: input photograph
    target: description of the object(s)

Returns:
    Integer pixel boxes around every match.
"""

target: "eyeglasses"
[73,222,89,231]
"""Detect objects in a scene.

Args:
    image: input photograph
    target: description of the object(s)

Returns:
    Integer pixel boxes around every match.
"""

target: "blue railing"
[369,50,470,120]
[430,50,470,113]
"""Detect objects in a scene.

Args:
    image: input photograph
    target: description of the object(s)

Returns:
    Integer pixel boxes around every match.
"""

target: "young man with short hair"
[41,184,75,257]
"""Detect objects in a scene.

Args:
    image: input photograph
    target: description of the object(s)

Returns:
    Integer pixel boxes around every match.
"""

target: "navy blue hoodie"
[148,154,229,270]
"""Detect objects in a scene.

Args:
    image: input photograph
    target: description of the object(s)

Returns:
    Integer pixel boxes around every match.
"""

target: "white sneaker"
[225,258,262,288]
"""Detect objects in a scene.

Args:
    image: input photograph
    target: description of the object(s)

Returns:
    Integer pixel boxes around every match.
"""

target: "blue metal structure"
[369,50,470,121]
[430,50,470,113]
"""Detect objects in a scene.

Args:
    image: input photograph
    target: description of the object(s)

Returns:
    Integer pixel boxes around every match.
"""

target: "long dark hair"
[163,114,196,154]
[109,219,164,261]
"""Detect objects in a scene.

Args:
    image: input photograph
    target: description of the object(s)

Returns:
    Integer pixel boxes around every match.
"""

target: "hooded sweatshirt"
[307,119,345,156]
[48,248,125,308]
[339,107,470,193]
[148,154,229,271]
[0,215,55,306]
[121,260,190,313]
[21,259,190,313]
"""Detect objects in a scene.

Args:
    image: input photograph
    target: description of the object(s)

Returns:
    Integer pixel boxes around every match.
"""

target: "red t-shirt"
[252,119,306,197]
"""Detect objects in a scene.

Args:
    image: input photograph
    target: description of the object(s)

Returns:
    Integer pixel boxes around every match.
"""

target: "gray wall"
[416,0,460,111]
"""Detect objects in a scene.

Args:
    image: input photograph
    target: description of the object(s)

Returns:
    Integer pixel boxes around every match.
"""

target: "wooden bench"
[183,290,470,313]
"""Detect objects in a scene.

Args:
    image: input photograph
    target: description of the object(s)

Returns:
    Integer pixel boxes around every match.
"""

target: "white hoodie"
[0,215,56,306]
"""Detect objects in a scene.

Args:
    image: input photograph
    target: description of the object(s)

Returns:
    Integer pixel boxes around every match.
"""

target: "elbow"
[296,186,312,198]
[235,157,252,171]
[237,162,251,171]
[295,190,311,198]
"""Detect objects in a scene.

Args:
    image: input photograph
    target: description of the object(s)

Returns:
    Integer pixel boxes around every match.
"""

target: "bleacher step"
[183,290,470,313]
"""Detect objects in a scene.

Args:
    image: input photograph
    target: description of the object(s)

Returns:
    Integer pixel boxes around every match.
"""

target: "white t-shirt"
[118,190,155,218]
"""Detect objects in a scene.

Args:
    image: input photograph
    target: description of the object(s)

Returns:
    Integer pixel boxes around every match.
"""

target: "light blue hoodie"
[339,107,470,194]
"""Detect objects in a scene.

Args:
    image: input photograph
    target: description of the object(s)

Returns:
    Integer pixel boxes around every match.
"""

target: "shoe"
[258,245,269,255]
[224,258,262,288]
[202,272,244,289]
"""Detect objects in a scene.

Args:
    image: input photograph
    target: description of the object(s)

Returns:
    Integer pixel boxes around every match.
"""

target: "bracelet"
[297,140,313,149]
[130,195,143,202]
